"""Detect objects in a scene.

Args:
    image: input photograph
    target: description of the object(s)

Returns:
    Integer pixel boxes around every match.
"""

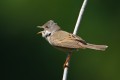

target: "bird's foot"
[63,62,69,68]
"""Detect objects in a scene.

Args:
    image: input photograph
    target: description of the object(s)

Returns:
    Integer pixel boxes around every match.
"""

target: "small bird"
[37,20,108,67]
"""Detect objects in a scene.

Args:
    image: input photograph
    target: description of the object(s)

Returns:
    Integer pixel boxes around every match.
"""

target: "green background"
[1,0,120,80]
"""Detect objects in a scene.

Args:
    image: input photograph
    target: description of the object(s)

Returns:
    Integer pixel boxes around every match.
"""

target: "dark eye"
[45,26,49,28]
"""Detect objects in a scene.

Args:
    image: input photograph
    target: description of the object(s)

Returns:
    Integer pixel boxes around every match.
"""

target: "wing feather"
[50,30,86,48]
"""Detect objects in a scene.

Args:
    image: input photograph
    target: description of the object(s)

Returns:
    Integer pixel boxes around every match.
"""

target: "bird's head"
[37,20,61,38]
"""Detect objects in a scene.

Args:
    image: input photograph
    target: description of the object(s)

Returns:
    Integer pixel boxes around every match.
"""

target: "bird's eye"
[45,26,49,28]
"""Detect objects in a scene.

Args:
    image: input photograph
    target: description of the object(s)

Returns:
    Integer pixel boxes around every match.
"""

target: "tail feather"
[84,43,108,51]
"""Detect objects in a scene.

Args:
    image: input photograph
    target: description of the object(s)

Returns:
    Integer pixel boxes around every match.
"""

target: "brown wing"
[50,30,87,48]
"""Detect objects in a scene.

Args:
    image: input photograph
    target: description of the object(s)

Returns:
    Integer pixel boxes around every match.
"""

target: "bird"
[37,20,108,67]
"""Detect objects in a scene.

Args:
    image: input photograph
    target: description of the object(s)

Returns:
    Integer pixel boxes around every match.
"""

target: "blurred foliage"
[0,0,120,80]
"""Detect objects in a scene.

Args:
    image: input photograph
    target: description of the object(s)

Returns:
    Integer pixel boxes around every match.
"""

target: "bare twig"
[62,0,88,80]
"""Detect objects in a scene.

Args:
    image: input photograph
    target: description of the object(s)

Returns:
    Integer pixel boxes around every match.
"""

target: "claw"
[63,53,72,68]
[63,62,69,68]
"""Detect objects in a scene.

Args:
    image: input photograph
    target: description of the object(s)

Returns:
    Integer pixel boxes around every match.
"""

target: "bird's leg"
[63,52,72,68]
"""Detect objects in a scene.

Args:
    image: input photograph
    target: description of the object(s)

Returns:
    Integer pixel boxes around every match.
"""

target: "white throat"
[41,30,53,44]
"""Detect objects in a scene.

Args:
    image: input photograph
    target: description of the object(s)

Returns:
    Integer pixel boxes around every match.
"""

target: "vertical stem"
[62,0,88,80]
[62,53,70,80]
[73,0,88,35]
[62,67,68,80]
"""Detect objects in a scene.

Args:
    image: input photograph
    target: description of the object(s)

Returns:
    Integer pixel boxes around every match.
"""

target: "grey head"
[37,20,61,38]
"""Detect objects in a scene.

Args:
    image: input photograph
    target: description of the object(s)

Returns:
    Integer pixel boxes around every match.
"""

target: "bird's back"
[49,30,86,49]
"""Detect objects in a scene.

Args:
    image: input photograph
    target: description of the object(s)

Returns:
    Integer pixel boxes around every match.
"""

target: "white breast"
[42,30,53,45]
[46,36,52,44]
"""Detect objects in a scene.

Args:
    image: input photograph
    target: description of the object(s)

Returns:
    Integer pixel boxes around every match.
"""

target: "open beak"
[37,31,42,34]
[37,26,44,34]
[37,26,44,28]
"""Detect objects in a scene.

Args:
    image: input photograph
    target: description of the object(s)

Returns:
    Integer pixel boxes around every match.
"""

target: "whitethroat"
[37,20,108,67]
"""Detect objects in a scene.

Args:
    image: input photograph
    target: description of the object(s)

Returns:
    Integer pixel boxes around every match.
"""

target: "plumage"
[50,30,86,49]
[37,20,108,52]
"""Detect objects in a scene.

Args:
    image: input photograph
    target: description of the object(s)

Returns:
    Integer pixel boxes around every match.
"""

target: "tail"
[84,43,108,51]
